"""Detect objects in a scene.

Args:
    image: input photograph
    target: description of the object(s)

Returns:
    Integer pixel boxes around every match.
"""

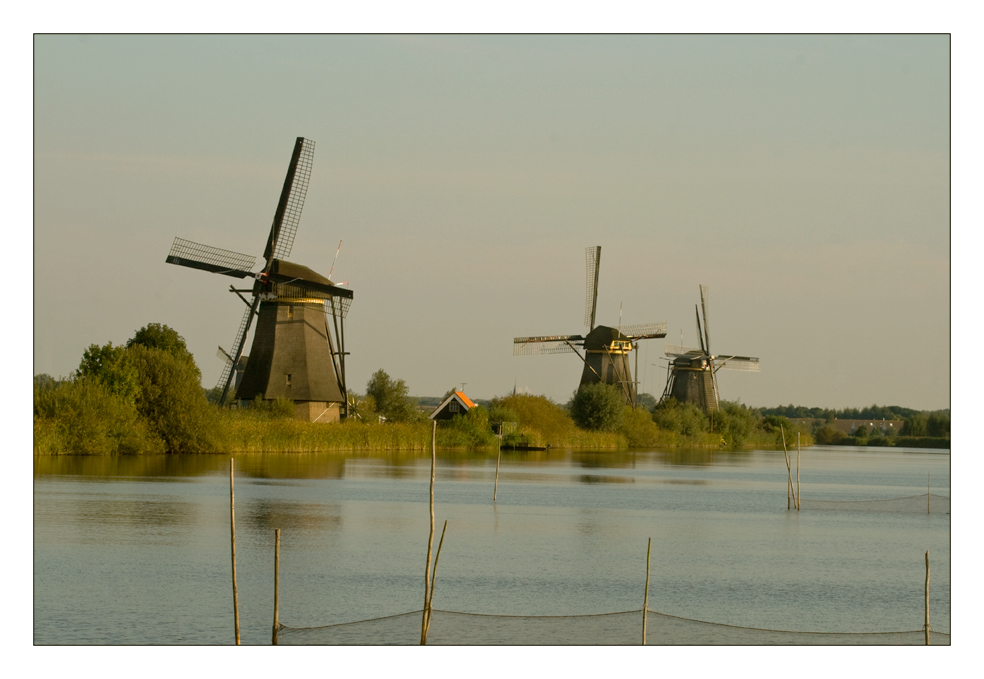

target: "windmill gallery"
[167,137,758,421]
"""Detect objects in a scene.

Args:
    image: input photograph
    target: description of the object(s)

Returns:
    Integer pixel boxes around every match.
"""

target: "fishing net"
[798,493,949,514]
[277,609,949,645]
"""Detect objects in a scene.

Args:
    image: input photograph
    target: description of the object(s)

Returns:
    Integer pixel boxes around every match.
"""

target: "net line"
[798,492,949,514]
[276,608,950,645]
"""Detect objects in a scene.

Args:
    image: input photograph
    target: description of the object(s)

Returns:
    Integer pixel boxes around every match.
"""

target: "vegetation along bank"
[34,324,949,455]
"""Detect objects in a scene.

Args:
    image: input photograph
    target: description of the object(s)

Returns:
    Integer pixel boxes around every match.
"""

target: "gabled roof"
[429,390,476,418]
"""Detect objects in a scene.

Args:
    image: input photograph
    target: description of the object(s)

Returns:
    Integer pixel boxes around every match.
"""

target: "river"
[33,446,950,645]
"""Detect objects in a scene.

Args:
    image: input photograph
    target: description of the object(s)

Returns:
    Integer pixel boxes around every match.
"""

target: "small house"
[429,391,476,421]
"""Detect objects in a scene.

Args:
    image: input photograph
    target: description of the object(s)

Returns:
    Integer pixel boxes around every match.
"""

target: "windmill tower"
[513,246,667,406]
[165,137,354,422]
[660,285,759,412]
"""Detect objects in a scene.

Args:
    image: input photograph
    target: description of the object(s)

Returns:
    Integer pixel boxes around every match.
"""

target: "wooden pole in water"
[797,433,801,511]
[494,435,502,502]
[230,458,240,645]
[928,472,931,514]
[421,420,437,645]
[272,528,280,645]
[781,425,793,510]
[423,520,448,643]
[925,550,931,645]
[642,537,651,645]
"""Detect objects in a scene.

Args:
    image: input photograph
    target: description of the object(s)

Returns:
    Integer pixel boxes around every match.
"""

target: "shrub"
[33,378,164,455]
[568,382,625,432]
[127,323,201,379]
[813,423,846,445]
[618,406,661,447]
[444,406,496,447]
[715,400,758,449]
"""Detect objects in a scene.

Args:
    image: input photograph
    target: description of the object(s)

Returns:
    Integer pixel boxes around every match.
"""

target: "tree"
[128,344,220,453]
[365,369,421,423]
[715,400,757,449]
[127,323,201,379]
[926,412,950,438]
[901,413,927,437]
[77,342,140,406]
[568,382,625,432]
[636,392,658,411]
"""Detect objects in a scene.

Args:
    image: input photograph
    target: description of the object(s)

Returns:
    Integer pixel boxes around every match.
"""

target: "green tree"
[653,398,709,438]
[926,412,950,438]
[128,344,220,453]
[568,382,625,432]
[636,392,658,411]
[127,323,201,379]
[77,342,140,406]
[365,369,421,423]
[901,413,927,437]
[715,400,757,449]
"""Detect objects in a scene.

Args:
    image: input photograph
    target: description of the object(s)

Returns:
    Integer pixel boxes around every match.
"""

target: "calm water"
[33,446,950,645]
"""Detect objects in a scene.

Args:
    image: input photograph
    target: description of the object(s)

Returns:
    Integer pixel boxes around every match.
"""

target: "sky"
[33,34,951,410]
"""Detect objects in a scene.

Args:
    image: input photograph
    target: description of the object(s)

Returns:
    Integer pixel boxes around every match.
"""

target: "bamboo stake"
[421,420,437,645]
[924,550,930,645]
[781,425,793,510]
[493,435,502,502]
[422,520,448,643]
[642,537,651,645]
[272,528,280,645]
[928,472,931,514]
[797,433,801,511]
[230,458,240,645]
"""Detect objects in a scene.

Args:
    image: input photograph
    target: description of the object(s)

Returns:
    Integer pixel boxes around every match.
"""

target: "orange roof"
[454,391,476,408]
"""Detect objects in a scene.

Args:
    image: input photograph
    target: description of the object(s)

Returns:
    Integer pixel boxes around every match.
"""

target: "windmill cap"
[270,259,334,286]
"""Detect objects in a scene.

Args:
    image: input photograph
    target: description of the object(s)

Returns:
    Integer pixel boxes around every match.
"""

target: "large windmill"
[660,284,759,413]
[513,246,667,406]
[165,137,354,422]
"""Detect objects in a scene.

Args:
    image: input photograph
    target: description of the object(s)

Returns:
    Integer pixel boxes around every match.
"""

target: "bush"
[33,378,164,455]
[813,423,846,445]
[618,407,661,447]
[77,342,140,406]
[568,383,625,432]
[653,398,709,439]
[901,413,927,437]
[444,406,496,447]
[715,400,758,449]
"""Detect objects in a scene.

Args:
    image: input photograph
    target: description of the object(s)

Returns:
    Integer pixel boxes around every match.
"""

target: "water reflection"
[244,498,342,532]
[578,474,634,484]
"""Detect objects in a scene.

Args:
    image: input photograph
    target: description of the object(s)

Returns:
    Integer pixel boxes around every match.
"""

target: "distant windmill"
[513,246,667,406]
[660,284,759,412]
[165,137,354,421]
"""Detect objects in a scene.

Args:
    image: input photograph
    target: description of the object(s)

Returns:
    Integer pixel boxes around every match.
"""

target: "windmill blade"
[165,237,256,278]
[713,355,761,372]
[263,137,316,264]
[619,322,667,339]
[664,343,703,357]
[266,272,354,299]
[699,284,711,356]
[584,246,601,330]
[213,302,257,405]
[216,346,233,365]
[513,334,583,355]
[695,305,707,354]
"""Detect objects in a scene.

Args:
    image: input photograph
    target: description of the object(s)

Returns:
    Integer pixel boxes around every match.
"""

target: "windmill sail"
[584,246,601,330]
[166,238,256,278]
[263,137,316,264]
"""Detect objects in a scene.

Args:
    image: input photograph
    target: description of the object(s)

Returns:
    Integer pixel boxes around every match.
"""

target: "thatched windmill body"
[660,285,759,413]
[165,137,353,422]
[514,246,666,406]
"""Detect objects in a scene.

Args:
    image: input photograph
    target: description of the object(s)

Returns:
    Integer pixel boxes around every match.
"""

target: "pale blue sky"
[33,34,950,409]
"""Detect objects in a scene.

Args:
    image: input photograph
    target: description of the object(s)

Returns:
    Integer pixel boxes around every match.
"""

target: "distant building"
[429,391,476,421]
[833,419,904,436]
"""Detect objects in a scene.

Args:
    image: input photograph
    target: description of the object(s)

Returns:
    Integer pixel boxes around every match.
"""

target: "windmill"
[660,284,759,413]
[165,137,354,422]
[513,246,667,406]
